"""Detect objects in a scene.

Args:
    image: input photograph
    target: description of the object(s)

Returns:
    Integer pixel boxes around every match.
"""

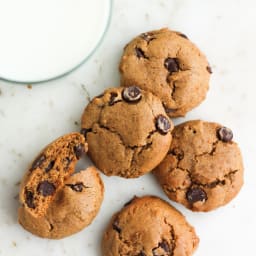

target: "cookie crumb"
[27,84,32,89]
[12,241,17,247]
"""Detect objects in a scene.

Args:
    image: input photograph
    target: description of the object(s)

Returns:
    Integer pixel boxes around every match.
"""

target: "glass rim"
[0,0,113,85]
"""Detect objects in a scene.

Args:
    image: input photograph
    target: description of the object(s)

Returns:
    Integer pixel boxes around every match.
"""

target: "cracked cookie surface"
[154,120,244,212]
[102,196,199,256]
[81,86,173,178]
[119,28,211,117]
[19,133,88,217]
[19,166,104,239]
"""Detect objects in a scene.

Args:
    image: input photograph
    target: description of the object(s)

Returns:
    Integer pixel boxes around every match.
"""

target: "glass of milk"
[0,0,112,83]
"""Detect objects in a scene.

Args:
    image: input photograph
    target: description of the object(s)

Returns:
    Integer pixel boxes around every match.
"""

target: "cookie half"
[19,133,88,217]
[19,167,104,239]
[154,120,244,212]
[102,196,199,256]
[81,86,173,178]
[119,28,211,117]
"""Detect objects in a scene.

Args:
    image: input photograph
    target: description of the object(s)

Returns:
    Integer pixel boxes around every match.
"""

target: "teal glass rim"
[0,0,113,85]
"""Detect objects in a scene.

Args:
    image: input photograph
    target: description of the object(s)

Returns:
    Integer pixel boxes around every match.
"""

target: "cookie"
[19,132,88,217]
[19,167,104,239]
[119,28,211,117]
[102,196,199,256]
[81,86,173,178]
[154,120,244,212]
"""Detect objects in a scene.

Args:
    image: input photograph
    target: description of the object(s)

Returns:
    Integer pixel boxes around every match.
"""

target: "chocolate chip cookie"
[154,120,244,212]
[119,28,211,117]
[19,133,88,217]
[102,196,199,256]
[19,166,104,239]
[81,86,173,178]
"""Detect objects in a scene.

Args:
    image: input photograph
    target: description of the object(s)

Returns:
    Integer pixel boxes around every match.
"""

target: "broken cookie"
[19,133,88,217]
[153,120,244,211]
[19,167,104,239]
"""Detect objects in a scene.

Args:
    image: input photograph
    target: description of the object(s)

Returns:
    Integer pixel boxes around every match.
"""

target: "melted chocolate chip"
[66,182,85,192]
[207,65,213,74]
[138,252,146,256]
[80,128,92,138]
[74,144,85,159]
[112,219,121,233]
[45,161,55,173]
[164,58,179,73]
[135,47,147,59]
[217,127,233,142]
[109,92,118,106]
[37,181,55,197]
[186,187,207,203]
[156,115,171,134]
[122,86,142,102]
[30,154,46,171]
[25,190,35,209]
[171,148,184,160]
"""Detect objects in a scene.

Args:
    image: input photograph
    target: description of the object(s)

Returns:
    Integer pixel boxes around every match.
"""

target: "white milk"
[0,0,111,82]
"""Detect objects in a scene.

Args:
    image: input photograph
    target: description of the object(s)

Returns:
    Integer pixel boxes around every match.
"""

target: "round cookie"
[81,86,173,178]
[154,120,244,212]
[19,133,88,217]
[102,196,199,256]
[119,28,211,117]
[19,167,104,239]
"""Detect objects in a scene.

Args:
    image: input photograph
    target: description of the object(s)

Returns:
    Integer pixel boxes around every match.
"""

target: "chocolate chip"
[138,252,146,256]
[135,47,147,59]
[74,144,85,159]
[159,240,171,253]
[156,115,171,134]
[164,58,179,73]
[109,92,118,106]
[25,190,35,209]
[30,154,46,171]
[80,128,92,138]
[45,161,55,173]
[112,219,121,233]
[153,240,172,256]
[37,181,55,197]
[124,196,138,207]
[186,187,207,203]
[207,65,213,74]
[217,127,233,142]
[164,108,177,114]
[66,182,85,192]
[122,86,142,102]
[171,148,184,160]
[95,93,104,99]
[140,32,155,43]
[177,32,188,39]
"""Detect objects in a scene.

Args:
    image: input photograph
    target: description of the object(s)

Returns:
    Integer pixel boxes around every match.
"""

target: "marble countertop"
[0,0,255,255]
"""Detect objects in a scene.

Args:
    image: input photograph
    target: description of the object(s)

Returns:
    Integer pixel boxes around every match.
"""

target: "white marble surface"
[0,0,255,255]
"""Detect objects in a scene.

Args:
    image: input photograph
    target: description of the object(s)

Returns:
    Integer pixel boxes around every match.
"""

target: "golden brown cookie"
[102,196,199,256]
[19,167,104,239]
[119,28,211,117]
[19,133,88,217]
[154,120,244,212]
[81,86,173,178]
